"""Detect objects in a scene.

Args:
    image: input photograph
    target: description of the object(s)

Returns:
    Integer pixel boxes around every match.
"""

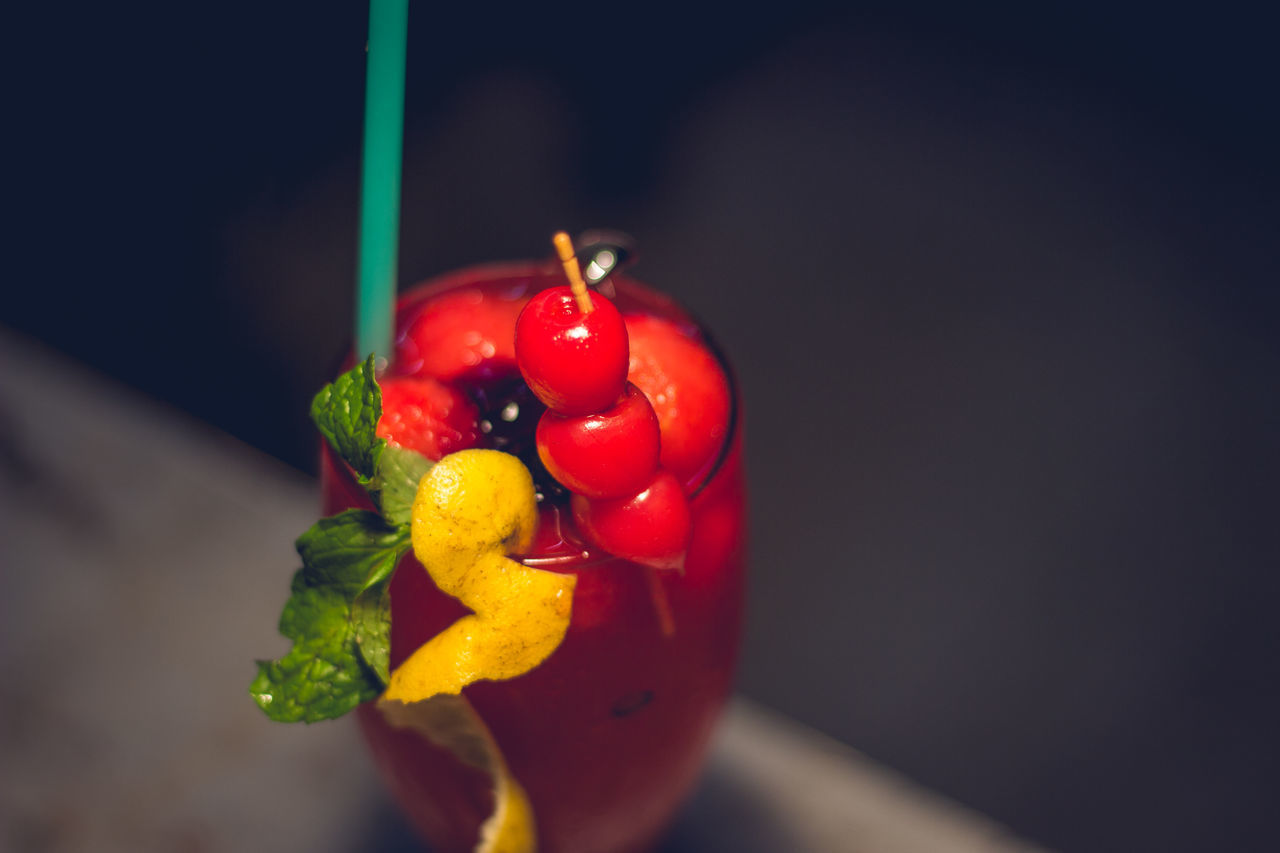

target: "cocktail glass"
[321,259,745,853]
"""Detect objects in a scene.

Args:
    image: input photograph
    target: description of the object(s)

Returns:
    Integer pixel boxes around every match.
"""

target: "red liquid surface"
[321,261,746,853]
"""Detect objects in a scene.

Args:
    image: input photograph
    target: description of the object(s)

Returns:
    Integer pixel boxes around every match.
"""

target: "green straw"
[355,0,409,360]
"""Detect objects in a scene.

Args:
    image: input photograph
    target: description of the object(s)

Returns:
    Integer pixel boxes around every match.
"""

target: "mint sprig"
[250,511,408,721]
[251,357,432,723]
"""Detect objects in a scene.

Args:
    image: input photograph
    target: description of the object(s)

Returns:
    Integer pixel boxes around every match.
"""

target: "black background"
[7,3,1278,851]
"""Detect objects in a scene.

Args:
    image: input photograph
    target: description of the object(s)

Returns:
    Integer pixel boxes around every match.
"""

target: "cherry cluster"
[515,286,692,570]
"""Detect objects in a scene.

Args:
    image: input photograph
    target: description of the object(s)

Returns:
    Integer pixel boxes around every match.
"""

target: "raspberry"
[377,376,484,461]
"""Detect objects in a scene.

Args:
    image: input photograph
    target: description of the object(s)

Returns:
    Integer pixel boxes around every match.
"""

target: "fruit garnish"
[378,375,484,460]
[515,286,630,415]
[397,287,529,382]
[383,449,576,701]
[512,232,694,576]
[570,469,692,571]
[625,315,731,489]
[536,382,661,499]
[251,358,575,725]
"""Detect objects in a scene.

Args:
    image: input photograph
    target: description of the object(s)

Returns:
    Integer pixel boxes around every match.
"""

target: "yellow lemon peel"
[384,449,576,701]
[379,449,578,853]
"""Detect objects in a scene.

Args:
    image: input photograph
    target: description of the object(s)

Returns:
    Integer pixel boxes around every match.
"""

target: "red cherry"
[377,376,484,461]
[515,286,629,415]
[625,315,731,489]
[570,469,692,570]
[536,383,661,499]
[396,287,529,382]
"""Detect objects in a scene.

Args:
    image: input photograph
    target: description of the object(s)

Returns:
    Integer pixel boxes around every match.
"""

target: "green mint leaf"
[374,444,434,526]
[310,354,384,484]
[352,583,393,685]
[250,510,410,723]
[296,510,407,596]
[250,575,380,722]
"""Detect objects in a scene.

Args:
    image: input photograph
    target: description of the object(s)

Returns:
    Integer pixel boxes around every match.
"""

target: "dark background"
[8,3,1278,851]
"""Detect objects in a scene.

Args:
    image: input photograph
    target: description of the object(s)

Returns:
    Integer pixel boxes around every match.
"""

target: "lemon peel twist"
[383,449,576,700]
[378,449,577,853]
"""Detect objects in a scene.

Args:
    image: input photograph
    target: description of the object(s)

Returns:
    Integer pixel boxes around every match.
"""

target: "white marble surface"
[0,328,1047,852]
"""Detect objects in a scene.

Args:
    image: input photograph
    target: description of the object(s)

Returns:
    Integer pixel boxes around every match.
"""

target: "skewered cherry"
[515,286,629,415]
[570,469,692,571]
[536,383,661,499]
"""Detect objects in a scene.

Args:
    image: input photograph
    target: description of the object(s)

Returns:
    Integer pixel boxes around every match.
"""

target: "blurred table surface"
[0,327,1048,853]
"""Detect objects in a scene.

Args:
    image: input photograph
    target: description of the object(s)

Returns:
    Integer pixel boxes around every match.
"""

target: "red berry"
[515,286,629,415]
[537,383,661,499]
[396,287,529,382]
[625,315,731,489]
[377,376,483,461]
[570,469,692,570]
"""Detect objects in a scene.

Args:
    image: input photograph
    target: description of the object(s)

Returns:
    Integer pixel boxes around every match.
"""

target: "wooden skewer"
[552,231,593,314]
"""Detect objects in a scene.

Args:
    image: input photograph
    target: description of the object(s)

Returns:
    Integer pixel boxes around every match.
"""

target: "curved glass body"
[320,261,746,853]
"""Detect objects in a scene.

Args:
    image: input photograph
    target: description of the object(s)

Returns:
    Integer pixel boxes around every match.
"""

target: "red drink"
[320,260,745,853]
